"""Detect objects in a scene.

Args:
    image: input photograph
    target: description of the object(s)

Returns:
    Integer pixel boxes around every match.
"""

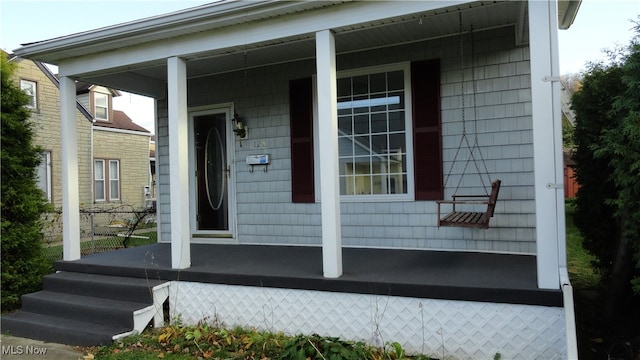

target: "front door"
[191,109,233,237]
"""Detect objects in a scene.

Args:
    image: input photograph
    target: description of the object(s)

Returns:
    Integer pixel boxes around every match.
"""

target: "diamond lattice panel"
[169,282,567,359]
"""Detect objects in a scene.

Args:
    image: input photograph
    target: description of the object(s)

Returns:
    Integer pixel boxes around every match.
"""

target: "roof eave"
[13,0,341,64]
[558,0,582,30]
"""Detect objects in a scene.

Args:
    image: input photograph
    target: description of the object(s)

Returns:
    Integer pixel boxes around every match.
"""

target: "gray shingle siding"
[156,26,536,254]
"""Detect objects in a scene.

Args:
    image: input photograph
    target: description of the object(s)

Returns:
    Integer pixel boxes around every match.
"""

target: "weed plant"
[88,323,437,360]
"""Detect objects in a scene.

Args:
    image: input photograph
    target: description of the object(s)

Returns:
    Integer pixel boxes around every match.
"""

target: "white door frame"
[188,103,237,243]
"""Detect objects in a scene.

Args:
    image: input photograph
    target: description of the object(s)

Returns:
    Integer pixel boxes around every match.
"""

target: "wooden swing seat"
[437,179,501,229]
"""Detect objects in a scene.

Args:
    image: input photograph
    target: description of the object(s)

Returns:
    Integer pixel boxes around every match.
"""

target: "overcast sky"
[1,0,638,133]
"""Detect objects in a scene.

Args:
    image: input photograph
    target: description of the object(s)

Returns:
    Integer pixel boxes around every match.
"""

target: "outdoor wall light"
[232,113,247,141]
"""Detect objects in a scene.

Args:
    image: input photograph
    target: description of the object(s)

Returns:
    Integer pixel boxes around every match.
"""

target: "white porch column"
[60,76,81,261]
[529,0,564,289]
[315,30,342,278]
[167,56,191,269]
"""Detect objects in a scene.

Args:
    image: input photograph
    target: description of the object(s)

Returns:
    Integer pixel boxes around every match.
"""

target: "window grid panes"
[337,70,407,196]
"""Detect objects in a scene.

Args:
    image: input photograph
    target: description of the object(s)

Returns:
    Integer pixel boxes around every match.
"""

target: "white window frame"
[313,62,414,202]
[108,160,120,201]
[94,92,109,121]
[94,159,106,202]
[37,151,52,202]
[94,159,120,202]
[20,79,37,109]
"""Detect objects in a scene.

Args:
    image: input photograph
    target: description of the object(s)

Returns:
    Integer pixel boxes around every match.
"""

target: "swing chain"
[469,25,491,194]
[444,12,468,189]
[443,12,492,196]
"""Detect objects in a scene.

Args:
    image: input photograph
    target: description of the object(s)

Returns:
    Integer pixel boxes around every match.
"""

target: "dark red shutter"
[289,77,315,203]
[412,59,443,200]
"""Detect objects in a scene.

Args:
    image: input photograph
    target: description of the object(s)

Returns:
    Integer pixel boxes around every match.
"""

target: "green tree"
[571,20,640,320]
[572,62,624,271]
[1,52,52,311]
[592,21,640,295]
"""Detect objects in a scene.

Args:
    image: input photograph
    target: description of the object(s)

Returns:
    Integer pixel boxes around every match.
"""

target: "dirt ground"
[574,288,640,359]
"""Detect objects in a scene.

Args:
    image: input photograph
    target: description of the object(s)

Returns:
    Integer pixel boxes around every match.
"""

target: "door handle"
[223,165,230,178]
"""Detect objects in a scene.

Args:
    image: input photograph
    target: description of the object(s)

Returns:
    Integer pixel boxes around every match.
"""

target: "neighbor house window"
[21,79,37,109]
[109,160,120,200]
[94,92,109,121]
[95,160,106,201]
[37,151,52,202]
[95,159,120,201]
[335,65,411,198]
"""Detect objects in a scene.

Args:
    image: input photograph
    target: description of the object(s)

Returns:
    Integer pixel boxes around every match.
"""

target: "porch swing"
[436,14,501,229]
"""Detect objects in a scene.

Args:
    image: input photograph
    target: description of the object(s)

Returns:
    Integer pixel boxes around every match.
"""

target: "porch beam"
[83,72,166,98]
[167,56,191,269]
[315,29,342,278]
[56,1,473,78]
[59,76,81,261]
[528,0,564,290]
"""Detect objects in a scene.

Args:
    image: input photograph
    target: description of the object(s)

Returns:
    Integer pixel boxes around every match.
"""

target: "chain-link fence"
[41,205,157,262]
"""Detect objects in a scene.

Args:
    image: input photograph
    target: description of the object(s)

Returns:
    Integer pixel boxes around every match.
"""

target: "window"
[336,66,410,197]
[94,92,109,121]
[95,160,105,201]
[109,160,120,200]
[37,151,52,202]
[95,159,120,201]
[289,59,442,203]
[20,80,37,109]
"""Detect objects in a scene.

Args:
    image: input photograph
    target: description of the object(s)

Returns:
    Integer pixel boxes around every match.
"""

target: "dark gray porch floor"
[54,244,562,307]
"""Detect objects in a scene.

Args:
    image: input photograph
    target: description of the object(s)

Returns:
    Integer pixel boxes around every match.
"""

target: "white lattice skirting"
[169,281,567,359]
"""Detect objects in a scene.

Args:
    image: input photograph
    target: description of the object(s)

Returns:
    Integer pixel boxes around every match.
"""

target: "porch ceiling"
[80,1,527,97]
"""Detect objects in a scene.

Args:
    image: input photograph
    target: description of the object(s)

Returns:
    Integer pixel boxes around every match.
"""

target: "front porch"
[54,243,561,307]
[45,244,569,357]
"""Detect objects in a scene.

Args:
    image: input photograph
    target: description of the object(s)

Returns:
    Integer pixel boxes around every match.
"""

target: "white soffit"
[15,0,477,67]
[16,0,535,96]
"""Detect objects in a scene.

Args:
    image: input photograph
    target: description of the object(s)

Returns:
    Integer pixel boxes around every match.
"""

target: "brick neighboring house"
[9,54,94,208]
[9,53,152,211]
[92,109,153,209]
[149,135,156,201]
[76,82,152,209]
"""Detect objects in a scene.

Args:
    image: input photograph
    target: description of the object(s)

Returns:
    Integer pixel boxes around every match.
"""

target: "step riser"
[21,294,134,328]
[1,317,113,346]
[43,277,154,303]
[2,271,168,346]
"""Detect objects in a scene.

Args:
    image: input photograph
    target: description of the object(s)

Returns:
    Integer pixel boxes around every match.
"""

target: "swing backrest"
[484,179,501,219]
